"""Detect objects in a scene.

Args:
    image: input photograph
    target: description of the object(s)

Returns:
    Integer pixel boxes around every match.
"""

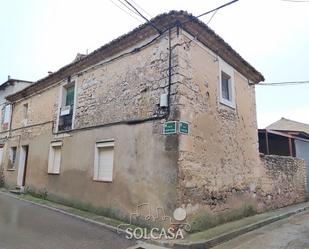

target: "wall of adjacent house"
[295,139,309,192]
[2,30,181,219]
[0,81,32,133]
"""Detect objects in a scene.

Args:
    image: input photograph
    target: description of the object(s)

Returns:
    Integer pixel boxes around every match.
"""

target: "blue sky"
[0,0,308,128]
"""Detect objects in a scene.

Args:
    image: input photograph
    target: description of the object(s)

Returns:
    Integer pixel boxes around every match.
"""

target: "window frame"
[56,79,77,133]
[93,140,115,182]
[2,104,12,130]
[47,141,63,175]
[219,58,236,109]
[22,103,29,126]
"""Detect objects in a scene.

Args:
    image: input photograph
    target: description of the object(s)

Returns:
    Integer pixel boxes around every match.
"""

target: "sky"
[0,0,308,128]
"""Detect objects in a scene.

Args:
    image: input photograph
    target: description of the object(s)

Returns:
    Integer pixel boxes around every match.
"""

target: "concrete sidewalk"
[161,202,309,249]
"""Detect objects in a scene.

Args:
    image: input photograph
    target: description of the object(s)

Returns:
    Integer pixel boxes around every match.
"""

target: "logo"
[117,203,191,240]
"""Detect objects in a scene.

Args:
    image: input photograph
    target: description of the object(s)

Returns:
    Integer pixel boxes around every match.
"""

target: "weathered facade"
[1,11,306,225]
[0,77,32,185]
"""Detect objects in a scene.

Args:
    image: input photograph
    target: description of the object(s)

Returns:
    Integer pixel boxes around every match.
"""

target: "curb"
[0,191,127,235]
[169,205,309,249]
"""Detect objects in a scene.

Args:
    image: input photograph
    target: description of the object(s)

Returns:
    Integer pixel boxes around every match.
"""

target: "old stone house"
[0,77,32,170]
[1,11,306,224]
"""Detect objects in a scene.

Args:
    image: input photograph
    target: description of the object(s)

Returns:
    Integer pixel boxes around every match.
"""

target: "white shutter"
[48,141,62,174]
[94,141,114,182]
[98,147,114,181]
[53,147,61,174]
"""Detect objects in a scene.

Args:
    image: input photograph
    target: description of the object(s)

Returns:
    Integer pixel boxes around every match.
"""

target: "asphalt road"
[213,210,309,249]
[0,193,136,249]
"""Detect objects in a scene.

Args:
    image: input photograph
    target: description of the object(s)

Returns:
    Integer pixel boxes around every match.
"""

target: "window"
[2,104,11,130]
[23,103,29,120]
[94,141,114,182]
[219,58,235,108]
[65,85,75,106]
[8,147,17,169]
[221,72,231,101]
[58,82,75,132]
[48,141,62,174]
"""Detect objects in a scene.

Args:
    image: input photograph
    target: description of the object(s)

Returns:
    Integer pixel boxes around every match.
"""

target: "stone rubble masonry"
[258,154,307,210]
[175,30,307,217]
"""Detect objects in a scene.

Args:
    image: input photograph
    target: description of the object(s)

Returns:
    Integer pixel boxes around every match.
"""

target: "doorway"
[17,145,29,187]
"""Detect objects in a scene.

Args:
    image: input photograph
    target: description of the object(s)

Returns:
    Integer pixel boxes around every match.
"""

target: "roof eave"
[6,10,264,102]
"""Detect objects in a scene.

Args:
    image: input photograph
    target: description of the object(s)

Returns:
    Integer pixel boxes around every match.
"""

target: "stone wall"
[176,30,261,215]
[74,32,180,129]
[176,30,307,218]
[258,154,307,210]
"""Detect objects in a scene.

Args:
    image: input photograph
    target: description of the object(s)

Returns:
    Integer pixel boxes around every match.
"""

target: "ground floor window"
[48,141,62,174]
[94,141,114,182]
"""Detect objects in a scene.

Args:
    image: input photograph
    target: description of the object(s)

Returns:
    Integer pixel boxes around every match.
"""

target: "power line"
[116,0,145,20]
[123,0,162,34]
[181,0,239,25]
[196,0,239,19]
[207,9,218,25]
[109,0,143,23]
[130,0,153,18]
[258,80,309,86]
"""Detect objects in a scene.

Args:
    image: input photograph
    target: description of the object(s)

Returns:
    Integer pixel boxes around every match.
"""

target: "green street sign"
[163,121,177,135]
[179,121,189,134]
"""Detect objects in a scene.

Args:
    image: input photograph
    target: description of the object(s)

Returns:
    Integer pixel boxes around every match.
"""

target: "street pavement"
[0,193,136,249]
[2,191,309,249]
[213,210,309,249]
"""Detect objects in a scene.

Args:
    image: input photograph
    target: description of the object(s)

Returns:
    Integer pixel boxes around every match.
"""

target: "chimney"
[8,75,11,80]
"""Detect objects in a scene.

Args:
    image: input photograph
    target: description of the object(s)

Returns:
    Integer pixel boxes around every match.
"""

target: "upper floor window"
[221,72,231,101]
[22,103,29,126]
[219,58,235,108]
[58,81,75,132]
[1,104,11,130]
[23,103,28,120]
[65,85,75,106]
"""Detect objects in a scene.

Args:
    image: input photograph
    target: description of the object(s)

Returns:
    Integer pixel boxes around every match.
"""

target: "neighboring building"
[1,11,306,225]
[259,118,309,192]
[266,117,309,134]
[0,77,32,170]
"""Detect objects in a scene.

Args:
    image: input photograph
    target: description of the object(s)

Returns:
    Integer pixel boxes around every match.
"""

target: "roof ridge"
[280,117,309,127]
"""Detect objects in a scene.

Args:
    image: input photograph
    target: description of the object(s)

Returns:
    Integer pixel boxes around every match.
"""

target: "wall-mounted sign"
[179,121,189,134]
[163,121,177,135]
